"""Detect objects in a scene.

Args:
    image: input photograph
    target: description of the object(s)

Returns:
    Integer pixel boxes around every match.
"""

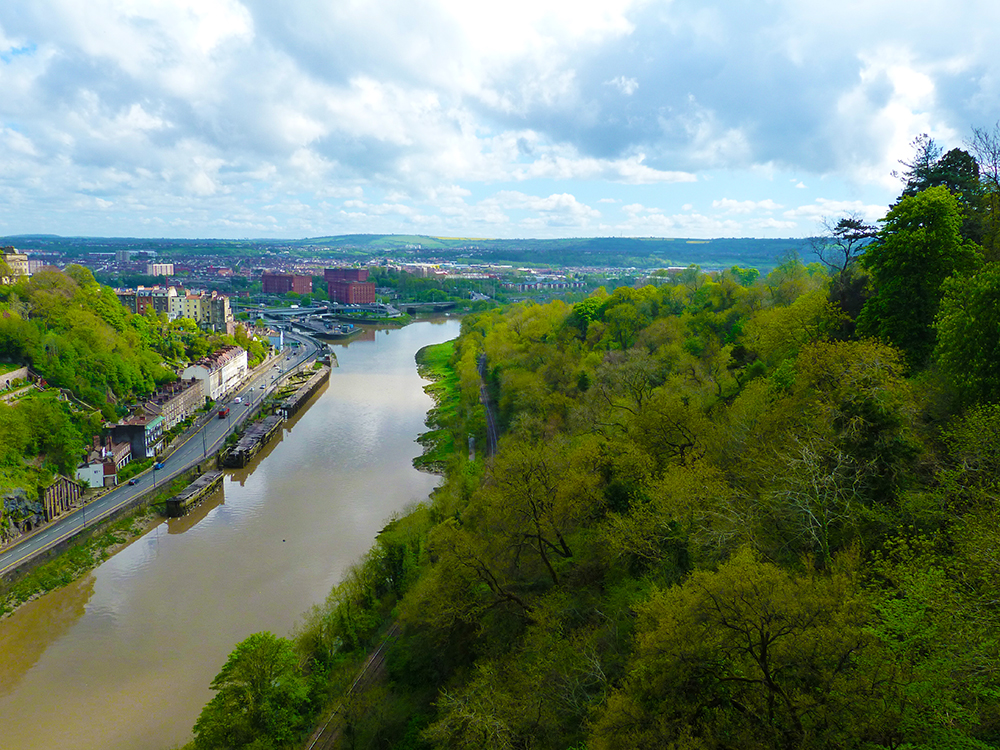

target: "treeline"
[369,267,506,305]
[188,129,1000,750]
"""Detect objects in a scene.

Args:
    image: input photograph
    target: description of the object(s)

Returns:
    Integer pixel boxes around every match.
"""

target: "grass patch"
[118,457,153,482]
[414,340,460,472]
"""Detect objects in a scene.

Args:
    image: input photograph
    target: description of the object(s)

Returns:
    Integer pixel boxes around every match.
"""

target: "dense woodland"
[180,127,1000,750]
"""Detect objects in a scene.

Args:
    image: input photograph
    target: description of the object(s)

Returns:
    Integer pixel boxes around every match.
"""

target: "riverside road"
[0,334,320,578]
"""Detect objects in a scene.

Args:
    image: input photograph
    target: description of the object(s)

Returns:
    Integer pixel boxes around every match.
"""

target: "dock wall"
[280,366,330,418]
[220,415,284,468]
[165,471,224,517]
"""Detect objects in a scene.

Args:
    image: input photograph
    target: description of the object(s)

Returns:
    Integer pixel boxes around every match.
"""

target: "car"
[128,478,137,486]
[154,462,165,470]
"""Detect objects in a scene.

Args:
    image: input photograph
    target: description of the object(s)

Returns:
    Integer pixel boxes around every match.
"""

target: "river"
[0,318,461,750]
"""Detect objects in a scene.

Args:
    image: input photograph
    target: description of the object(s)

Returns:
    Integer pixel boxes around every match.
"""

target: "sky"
[0,0,997,241]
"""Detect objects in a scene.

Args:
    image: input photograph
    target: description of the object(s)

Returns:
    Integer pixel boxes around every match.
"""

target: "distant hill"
[1,234,818,272]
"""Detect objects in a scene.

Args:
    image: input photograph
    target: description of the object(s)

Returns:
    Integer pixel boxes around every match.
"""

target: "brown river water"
[0,318,461,750]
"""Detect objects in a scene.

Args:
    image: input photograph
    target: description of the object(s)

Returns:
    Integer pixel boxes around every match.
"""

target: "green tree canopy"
[857,185,981,365]
[592,548,886,750]
[934,267,1000,403]
[193,631,309,749]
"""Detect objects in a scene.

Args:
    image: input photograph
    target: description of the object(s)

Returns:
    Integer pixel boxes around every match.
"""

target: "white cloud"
[0,0,996,238]
[783,198,886,226]
[712,198,783,214]
[607,75,639,95]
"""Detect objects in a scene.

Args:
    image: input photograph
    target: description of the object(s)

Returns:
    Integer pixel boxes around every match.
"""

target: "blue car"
[154,462,165,470]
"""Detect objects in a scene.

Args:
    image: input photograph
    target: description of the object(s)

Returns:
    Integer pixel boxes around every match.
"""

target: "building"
[181,345,248,402]
[116,289,138,313]
[262,272,313,295]
[128,285,178,316]
[117,285,232,333]
[143,377,204,430]
[40,475,83,522]
[110,414,164,460]
[168,290,234,333]
[325,267,375,304]
[151,285,180,314]
[170,293,210,325]
[325,268,370,283]
[147,262,174,276]
[328,280,376,304]
[1,248,30,284]
[76,435,132,488]
[208,291,235,335]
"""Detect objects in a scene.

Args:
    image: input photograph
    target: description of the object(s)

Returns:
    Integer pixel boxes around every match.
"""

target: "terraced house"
[181,345,248,402]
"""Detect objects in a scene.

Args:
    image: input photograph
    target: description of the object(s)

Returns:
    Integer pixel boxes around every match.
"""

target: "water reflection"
[0,573,95,698]
[167,484,226,534]
[0,319,461,750]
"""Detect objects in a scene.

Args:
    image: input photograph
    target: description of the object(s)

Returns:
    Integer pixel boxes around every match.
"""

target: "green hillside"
[187,162,1000,749]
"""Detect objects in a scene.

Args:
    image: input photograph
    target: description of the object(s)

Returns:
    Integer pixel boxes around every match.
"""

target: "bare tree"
[968,121,1000,259]
[968,121,1000,191]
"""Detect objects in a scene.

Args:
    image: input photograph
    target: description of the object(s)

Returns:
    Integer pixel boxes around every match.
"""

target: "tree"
[475,436,599,586]
[792,339,917,504]
[894,134,984,243]
[603,302,647,350]
[193,632,309,749]
[968,121,1000,260]
[893,133,943,197]
[934,267,1000,404]
[742,288,845,367]
[812,214,877,284]
[811,214,877,330]
[591,548,890,750]
[868,538,1000,748]
[857,186,981,366]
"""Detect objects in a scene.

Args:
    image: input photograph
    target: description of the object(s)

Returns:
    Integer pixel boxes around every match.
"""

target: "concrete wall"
[0,366,29,390]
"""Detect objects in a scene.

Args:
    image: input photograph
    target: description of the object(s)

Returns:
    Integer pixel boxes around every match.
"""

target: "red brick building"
[324,267,375,304]
[262,272,312,295]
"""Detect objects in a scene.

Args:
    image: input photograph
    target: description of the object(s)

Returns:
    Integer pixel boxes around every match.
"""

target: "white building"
[181,345,248,402]
[147,262,174,276]
[76,437,132,488]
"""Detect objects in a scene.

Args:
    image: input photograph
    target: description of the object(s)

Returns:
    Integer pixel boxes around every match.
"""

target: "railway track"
[304,622,401,750]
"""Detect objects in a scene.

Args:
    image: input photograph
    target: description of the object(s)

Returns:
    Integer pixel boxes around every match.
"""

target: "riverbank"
[413,339,460,473]
[0,463,208,619]
[0,320,462,750]
[0,512,154,619]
